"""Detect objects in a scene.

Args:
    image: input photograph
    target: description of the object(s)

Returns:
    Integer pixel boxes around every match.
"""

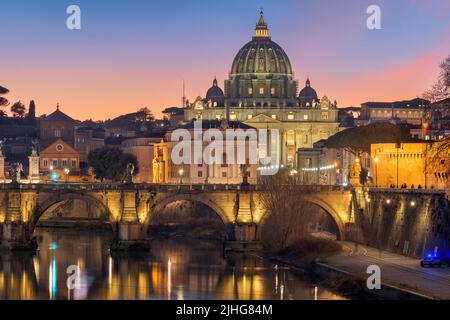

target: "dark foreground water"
[0,229,345,300]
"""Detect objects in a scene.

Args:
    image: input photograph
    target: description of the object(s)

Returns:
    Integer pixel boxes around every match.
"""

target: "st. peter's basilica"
[183,10,340,167]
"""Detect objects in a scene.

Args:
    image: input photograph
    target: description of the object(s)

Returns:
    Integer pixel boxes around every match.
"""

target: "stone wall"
[365,190,450,258]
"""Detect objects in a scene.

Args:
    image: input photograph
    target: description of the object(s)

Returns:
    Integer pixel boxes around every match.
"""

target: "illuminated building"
[183,10,340,168]
[371,142,449,189]
[152,120,258,184]
[359,98,429,126]
[39,139,80,181]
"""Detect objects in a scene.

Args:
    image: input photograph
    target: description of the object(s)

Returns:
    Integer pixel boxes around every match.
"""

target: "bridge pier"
[1,221,37,251]
[110,191,150,252]
[224,222,261,252]
[110,221,149,252]
[224,191,261,252]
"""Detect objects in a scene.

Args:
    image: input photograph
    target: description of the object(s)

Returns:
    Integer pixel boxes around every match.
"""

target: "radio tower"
[181,80,186,107]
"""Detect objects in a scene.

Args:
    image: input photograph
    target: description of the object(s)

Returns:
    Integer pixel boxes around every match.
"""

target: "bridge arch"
[150,193,230,226]
[30,191,114,235]
[259,195,346,240]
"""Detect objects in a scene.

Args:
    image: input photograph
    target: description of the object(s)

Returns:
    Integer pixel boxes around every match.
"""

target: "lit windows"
[248,87,253,95]
[247,114,253,119]
[270,87,275,95]
[271,114,277,119]
[287,113,294,120]
[259,87,264,95]
[303,114,309,120]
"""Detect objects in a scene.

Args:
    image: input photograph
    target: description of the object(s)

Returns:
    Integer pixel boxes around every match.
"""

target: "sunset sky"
[2,0,450,120]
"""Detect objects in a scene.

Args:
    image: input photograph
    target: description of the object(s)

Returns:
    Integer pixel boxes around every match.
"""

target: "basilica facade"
[184,10,340,167]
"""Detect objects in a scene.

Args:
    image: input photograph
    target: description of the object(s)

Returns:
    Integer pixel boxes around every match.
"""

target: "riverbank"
[264,240,448,300]
[36,218,111,229]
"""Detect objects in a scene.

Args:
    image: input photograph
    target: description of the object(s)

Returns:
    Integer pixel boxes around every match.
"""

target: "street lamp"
[290,169,298,185]
[178,168,184,185]
[64,168,70,183]
[374,156,379,187]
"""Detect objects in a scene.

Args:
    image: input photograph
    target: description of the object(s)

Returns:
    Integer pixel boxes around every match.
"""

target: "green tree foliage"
[88,147,138,182]
[10,101,26,118]
[324,122,412,154]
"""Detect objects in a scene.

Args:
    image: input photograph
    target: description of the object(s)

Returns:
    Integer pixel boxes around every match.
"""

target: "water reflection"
[0,229,345,300]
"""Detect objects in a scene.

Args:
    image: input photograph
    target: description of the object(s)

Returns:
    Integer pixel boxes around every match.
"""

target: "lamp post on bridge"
[64,168,70,183]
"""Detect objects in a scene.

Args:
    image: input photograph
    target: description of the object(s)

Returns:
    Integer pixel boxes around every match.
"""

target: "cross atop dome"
[254,8,270,39]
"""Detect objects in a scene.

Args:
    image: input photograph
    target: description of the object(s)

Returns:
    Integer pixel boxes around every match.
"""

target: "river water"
[0,229,345,300]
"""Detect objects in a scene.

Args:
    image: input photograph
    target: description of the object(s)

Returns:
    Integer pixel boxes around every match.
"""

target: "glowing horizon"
[2,0,449,120]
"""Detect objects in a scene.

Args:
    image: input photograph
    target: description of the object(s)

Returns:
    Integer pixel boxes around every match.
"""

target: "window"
[259,87,264,95]
[230,113,237,120]
[321,112,328,120]
[52,160,58,167]
[271,114,277,119]
[303,135,308,144]
[306,158,312,167]
[54,128,61,137]
[198,171,203,178]
[287,113,294,120]
[222,171,227,178]
[248,87,253,95]
[303,114,309,120]
[247,114,253,120]
[62,159,67,167]
[71,160,77,168]
[43,159,48,167]
[270,88,275,95]
[215,115,221,120]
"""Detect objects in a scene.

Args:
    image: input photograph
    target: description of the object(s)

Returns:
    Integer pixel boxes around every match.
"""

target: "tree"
[0,86,9,116]
[423,55,450,102]
[258,168,336,251]
[324,122,412,155]
[426,135,450,174]
[88,147,138,182]
[10,101,26,118]
[136,107,154,122]
[27,100,37,124]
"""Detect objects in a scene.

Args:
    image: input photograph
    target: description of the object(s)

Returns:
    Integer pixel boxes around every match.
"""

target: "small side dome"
[299,78,318,107]
[205,77,225,107]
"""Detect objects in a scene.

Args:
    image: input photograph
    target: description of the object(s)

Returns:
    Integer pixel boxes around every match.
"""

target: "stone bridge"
[0,183,355,251]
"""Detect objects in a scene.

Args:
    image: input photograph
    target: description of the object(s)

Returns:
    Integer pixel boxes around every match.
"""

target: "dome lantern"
[254,8,270,39]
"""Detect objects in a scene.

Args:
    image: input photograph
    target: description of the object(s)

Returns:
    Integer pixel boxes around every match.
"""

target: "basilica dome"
[230,37,293,75]
[225,10,298,108]
[205,77,225,107]
[299,78,318,106]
